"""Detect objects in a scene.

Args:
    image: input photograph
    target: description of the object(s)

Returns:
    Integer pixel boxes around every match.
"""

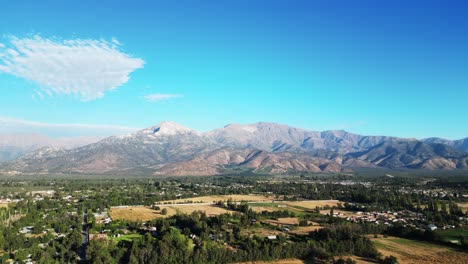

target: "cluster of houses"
[331,209,458,231]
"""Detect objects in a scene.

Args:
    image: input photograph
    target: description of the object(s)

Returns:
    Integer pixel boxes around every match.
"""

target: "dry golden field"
[110,206,176,221]
[241,227,286,237]
[289,225,323,235]
[458,203,468,213]
[250,206,281,213]
[263,217,301,226]
[110,204,235,221]
[0,203,8,208]
[371,236,468,264]
[283,200,340,210]
[159,194,275,204]
[163,204,234,217]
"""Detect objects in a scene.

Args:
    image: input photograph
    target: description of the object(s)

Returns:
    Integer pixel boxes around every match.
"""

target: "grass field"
[249,202,284,213]
[0,203,8,208]
[159,194,275,204]
[112,233,143,242]
[371,236,468,264]
[436,228,468,244]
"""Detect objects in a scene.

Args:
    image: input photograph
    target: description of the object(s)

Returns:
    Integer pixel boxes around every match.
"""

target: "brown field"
[371,236,468,264]
[262,217,323,235]
[159,194,275,204]
[251,206,282,213]
[283,200,339,210]
[263,217,301,226]
[458,203,468,213]
[110,206,176,221]
[334,256,375,264]
[162,204,235,217]
[110,204,235,221]
[289,225,323,235]
[241,227,286,237]
[0,203,8,208]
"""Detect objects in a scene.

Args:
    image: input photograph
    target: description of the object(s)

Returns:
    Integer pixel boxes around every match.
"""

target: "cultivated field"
[250,205,281,213]
[263,217,301,226]
[241,227,286,237]
[110,206,176,221]
[371,236,468,264]
[162,204,235,217]
[283,200,339,210]
[158,194,275,204]
[110,204,235,221]
[289,225,323,235]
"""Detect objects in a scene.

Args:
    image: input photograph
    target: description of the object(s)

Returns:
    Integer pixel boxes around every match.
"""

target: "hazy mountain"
[0,133,102,162]
[1,122,217,173]
[1,121,467,175]
[206,122,399,154]
[423,137,468,152]
[347,140,468,170]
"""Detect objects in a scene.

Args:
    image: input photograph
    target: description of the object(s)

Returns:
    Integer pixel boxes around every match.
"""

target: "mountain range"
[0,134,103,162]
[0,121,467,175]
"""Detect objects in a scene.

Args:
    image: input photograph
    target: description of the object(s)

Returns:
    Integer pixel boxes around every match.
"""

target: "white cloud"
[0,116,138,136]
[144,93,182,102]
[0,35,144,101]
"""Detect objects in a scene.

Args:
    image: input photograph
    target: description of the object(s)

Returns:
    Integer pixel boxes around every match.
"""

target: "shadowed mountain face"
[423,137,468,152]
[1,122,467,175]
[346,140,468,170]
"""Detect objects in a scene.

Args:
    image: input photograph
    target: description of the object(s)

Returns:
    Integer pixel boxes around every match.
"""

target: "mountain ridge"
[1,121,467,175]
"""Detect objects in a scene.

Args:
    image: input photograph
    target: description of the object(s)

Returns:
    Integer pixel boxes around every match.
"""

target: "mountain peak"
[146,121,198,136]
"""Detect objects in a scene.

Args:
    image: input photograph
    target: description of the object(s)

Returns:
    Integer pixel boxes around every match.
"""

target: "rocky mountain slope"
[153,148,343,176]
[206,122,400,154]
[1,122,217,173]
[1,122,467,175]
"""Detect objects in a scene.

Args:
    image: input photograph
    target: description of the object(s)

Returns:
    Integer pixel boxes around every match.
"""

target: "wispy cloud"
[0,35,144,101]
[144,93,182,102]
[0,117,139,136]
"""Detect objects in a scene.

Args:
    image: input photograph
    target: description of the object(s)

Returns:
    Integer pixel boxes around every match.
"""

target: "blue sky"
[0,0,467,139]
